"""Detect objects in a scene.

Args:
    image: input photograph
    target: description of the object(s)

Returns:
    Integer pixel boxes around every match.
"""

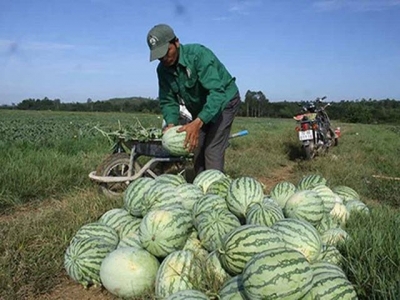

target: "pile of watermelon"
[64,170,368,299]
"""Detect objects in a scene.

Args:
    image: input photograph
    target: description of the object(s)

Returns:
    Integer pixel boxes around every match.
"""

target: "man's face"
[159,40,179,67]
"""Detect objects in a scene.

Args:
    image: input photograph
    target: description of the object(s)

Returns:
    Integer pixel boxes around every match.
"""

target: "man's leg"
[202,94,241,172]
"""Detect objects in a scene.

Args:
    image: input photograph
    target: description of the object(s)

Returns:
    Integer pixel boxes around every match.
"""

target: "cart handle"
[229,130,249,139]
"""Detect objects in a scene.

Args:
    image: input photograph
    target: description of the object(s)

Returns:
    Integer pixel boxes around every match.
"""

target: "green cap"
[147,24,176,62]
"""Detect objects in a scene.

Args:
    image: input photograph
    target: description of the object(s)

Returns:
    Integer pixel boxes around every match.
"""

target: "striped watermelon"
[165,290,209,300]
[245,201,285,227]
[175,183,204,211]
[307,271,358,299]
[318,245,343,266]
[162,126,191,156]
[311,261,346,278]
[272,218,322,263]
[139,206,193,258]
[197,208,241,252]
[346,199,369,215]
[330,201,350,227]
[155,250,203,298]
[331,185,360,203]
[241,247,313,300]
[193,169,227,193]
[117,218,142,249]
[218,275,246,300]
[206,250,231,285]
[98,208,140,235]
[321,228,349,246]
[141,182,184,216]
[315,212,341,234]
[123,177,155,217]
[284,190,324,227]
[155,173,186,186]
[192,194,228,227]
[64,237,116,287]
[219,225,285,275]
[312,185,338,214]
[297,174,327,190]
[226,176,264,220]
[100,247,160,298]
[269,181,297,208]
[206,176,232,199]
[71,222,119,247]
[183,231,209,260]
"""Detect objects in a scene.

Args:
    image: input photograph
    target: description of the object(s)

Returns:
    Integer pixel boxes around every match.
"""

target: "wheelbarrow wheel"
[95,153,139,198]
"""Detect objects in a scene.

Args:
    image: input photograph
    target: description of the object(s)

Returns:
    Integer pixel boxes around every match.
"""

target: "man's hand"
[178,118,203,152]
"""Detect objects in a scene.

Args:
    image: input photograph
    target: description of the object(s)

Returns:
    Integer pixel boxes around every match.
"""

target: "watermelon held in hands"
[162,126,191,156]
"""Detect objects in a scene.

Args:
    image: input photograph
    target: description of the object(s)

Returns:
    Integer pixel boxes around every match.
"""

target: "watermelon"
[346,199,369,215]
[192,194,228,227]
[206,250,231,285]
[139,206,193,258]
[331,185,360,203]
[272,218,322,263]
[218,275,246,300]
[219,225,285,275]
[100,247,160,298]
[226,176,264,220]
[321,228,349,246]
[117,218,142,249]
[175,183,204,211]
[155,250,203,298]
[183,231,209,260]
[197,208,241,252]
[312,260,346,277]
[165,289,209,300]
[141,182,184,216]
[297,174,327,190]
[123,177,155,217]
[206,176,232,199]
[71,222,119,247]
[98,208,139,235]
[330,201,350,227]
[162,125,191,156]
[307,270,358,299]
[269,181,297,208]
[312,185,338,214]
[245,201,285,227]
[193,169,227,193]
[64,237,116,287]
[284,190,324,227]
[317,245,343,266]
[155,173,186,186]
[241,247,313,300]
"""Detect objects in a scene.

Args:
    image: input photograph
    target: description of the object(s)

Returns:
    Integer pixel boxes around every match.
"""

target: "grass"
[0,110,399,299]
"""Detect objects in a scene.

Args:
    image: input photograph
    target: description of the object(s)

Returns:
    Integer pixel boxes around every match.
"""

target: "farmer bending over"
[146,24,240,175]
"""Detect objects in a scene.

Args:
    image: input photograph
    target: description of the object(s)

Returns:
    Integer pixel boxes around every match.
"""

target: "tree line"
[1,92,399,124]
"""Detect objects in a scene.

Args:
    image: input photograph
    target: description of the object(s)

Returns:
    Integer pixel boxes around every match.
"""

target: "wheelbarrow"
[89,130,248,197]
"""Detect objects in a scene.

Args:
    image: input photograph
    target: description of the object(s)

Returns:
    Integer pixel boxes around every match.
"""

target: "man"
[147,24,240,175]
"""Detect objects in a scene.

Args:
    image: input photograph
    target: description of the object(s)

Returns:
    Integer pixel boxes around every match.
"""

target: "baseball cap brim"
[150,43,169,62]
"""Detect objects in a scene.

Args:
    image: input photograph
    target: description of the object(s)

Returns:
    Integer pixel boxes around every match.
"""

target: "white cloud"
[229,0,262,15]
[313,0,400,12]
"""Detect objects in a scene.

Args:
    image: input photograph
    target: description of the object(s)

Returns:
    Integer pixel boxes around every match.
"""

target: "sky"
[0,0,399,105]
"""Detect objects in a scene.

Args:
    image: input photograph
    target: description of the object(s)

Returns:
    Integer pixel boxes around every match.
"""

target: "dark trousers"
[193,93,241,175]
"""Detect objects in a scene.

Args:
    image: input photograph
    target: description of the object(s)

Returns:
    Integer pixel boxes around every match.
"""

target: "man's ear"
[175,38,180,48]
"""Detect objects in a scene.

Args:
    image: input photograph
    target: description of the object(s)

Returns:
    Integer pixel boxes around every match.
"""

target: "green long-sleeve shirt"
[157,43,239,125]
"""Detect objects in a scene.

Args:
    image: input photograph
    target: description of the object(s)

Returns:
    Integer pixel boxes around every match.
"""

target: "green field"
[0,110,399,299]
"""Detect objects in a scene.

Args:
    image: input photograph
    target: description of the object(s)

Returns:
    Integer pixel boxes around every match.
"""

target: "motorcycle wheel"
[328,127,339,146]
[304,143,315,160]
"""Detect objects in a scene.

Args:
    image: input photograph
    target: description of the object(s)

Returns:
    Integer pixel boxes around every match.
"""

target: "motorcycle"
[293,96,340,160]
